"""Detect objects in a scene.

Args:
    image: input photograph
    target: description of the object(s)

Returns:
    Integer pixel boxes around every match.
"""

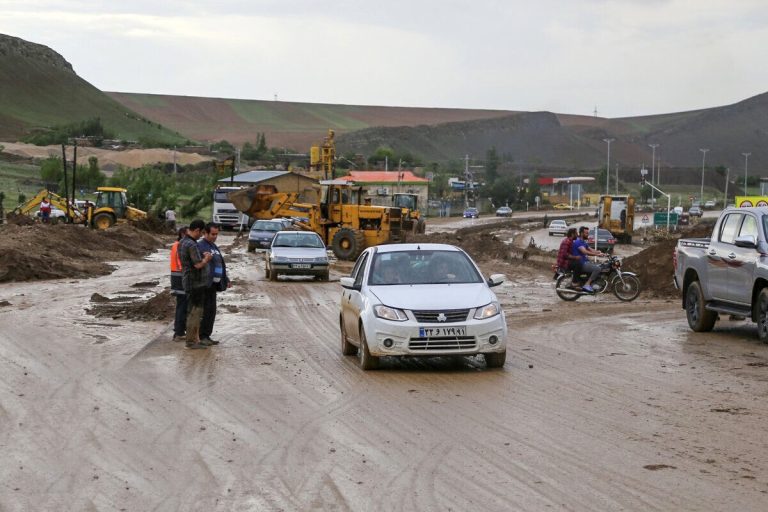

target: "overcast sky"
[2,0,766,117]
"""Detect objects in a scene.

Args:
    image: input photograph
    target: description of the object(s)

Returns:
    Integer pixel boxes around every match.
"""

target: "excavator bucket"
[228,185,279,217]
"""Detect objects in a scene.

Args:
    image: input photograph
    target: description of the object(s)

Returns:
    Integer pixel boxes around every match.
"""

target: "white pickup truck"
[673,207,768,341]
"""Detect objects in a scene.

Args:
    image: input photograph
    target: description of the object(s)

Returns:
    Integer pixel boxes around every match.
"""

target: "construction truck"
[10,187,147,229]
[392,192,426,233]
[229,180,403,260]
[212,186,250,229]
[597,194,635,243]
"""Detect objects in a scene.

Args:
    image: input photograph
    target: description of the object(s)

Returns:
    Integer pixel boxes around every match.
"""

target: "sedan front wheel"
[359,329,380,370]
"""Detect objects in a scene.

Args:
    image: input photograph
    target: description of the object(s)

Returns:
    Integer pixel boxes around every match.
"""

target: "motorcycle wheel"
[555,274,581,301]
[612,273,641,301]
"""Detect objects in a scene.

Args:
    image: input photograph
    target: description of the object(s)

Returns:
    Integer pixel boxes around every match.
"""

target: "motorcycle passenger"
[556,228,581,280]
[572,226,606,293]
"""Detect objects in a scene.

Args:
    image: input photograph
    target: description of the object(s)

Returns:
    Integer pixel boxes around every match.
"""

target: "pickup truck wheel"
[686,281,716,332]
[755,289,768,342]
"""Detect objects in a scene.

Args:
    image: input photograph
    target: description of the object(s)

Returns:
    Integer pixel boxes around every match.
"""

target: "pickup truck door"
[707,213,743,301]
[727,213,761,305]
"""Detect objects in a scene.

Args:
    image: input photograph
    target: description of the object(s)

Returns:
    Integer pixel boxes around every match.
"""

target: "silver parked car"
[266,231,329,281]
[339,243,508,370]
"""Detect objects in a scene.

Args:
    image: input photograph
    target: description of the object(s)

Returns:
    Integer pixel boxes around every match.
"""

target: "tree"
[526,172,542,205]
[488,176,518,207]
[40,157,63,189]
[485,147,499,184]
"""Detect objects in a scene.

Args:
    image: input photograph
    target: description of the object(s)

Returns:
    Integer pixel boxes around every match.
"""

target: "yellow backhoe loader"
[11,187,147,229]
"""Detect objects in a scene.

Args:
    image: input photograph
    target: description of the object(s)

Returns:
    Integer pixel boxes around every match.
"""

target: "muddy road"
[2,230,768,510]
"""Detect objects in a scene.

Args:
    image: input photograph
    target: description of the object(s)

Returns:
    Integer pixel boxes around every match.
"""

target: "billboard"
[735,196,768,208]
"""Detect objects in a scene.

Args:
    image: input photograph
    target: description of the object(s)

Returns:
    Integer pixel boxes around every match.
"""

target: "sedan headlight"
[271,255,289,263]
[474,302,500,320]
[373,305,408,322]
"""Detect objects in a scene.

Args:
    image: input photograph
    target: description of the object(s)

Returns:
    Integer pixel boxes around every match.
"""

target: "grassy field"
[0,51,189,144]
[0,161,47,209]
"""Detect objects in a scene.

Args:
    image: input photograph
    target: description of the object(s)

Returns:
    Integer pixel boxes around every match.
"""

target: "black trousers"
[200,286,218,339]
[173,293,187,337]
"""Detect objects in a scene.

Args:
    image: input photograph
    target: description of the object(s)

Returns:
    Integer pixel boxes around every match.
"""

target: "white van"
[672,206,684,215]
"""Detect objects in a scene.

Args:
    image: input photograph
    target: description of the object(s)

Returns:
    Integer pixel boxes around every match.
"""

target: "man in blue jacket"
[198,223,230,345]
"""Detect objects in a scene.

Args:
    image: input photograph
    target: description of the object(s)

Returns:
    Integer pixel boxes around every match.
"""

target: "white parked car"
[548,219,568,236]
[338,243,508,370]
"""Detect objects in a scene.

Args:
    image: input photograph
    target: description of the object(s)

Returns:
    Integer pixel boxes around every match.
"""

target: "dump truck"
[597,195,635,243]
[229,180,403,260]
[393,192,426,233]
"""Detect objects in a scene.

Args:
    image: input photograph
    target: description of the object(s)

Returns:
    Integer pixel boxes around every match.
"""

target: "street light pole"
[603,138,614,196]
[699,148,709,204]
[742,152,751,195]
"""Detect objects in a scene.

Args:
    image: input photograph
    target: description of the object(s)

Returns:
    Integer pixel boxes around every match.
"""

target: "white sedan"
[339,243,508,370]
[548,219,568,236]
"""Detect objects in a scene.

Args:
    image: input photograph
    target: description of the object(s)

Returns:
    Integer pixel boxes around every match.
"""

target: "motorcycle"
[553,255,641,302]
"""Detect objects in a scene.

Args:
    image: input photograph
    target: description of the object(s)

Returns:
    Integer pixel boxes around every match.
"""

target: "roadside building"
[217,170,319,202]
[338,170,429,208]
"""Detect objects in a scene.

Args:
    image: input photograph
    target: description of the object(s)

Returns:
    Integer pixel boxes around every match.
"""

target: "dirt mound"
[408,220,552,270]
[622,222,714,298]
[87,289,174,321]
[0,223,168,283]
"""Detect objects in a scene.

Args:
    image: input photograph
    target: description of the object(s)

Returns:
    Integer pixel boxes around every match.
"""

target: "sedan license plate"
[419,326,466,337]
[291,263,311,269]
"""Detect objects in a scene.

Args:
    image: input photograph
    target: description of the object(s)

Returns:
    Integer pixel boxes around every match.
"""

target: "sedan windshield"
[252,221,282,232]
[369,250,482,285]
[272,233,325,248]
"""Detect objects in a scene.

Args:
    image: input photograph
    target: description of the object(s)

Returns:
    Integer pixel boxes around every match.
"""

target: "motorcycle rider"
[572,226,606,293]
[556,228,581,282]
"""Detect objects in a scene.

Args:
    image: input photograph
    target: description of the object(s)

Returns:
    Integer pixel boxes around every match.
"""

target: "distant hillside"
[336,112,604,169]
[0,34,186,144]
[1,33,766,172]
[106,92,516,150]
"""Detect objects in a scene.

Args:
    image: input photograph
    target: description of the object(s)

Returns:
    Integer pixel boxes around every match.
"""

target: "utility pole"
[603,138,614,195]
[742,152,751,195]
[724,168,729,207]
[615,163,619,195]
[699,148,709,204]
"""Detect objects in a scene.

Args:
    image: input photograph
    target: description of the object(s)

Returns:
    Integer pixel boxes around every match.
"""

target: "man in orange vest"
[170,226,188,341]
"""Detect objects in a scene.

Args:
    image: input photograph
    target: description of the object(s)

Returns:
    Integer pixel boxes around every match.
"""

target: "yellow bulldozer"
[229,180,404,260]
[10,187,147,229]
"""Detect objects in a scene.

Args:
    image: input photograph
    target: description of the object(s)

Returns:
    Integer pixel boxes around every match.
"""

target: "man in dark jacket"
[179,219,212,349]
[198,223,229,345]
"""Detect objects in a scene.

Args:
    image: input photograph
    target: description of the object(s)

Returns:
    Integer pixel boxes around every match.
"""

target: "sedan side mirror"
[339,276,360,290]
[487,273,505,287]
[734,235,757,249]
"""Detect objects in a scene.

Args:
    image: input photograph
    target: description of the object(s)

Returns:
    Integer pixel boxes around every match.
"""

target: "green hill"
[0,34,187,145]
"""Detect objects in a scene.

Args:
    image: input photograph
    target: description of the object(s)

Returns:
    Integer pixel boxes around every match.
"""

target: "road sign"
[654,212,678,226]
[641,214,649,224]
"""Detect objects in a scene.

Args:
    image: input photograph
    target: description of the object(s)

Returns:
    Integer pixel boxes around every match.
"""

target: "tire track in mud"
[505,302,768,509]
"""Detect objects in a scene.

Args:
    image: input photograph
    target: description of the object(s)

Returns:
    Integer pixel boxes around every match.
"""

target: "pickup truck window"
[719,213,743,244]
[740,215,759,239]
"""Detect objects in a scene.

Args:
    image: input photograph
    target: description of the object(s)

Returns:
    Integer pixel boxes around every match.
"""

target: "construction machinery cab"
[393,192,425,233]
[95,188,127,218]
[91,187,147,229]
